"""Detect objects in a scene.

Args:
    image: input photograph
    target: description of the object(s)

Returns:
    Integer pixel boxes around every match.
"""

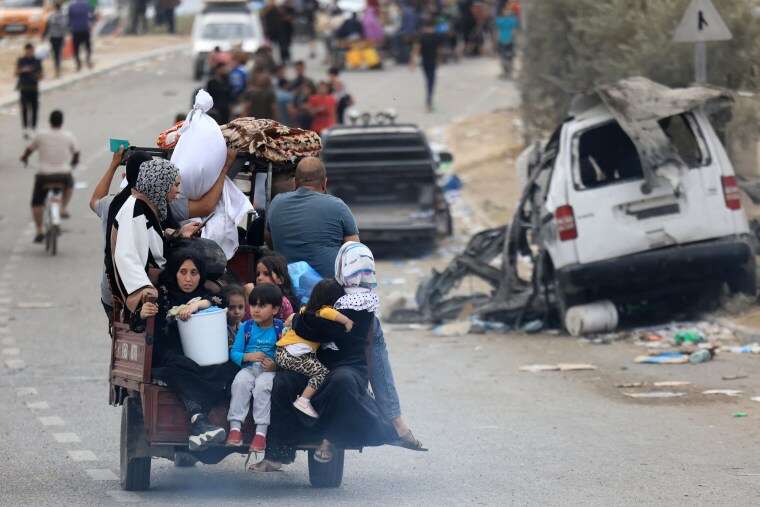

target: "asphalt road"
[1,48,760,507]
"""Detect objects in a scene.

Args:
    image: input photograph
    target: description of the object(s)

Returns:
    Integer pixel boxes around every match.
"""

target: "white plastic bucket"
[177,307,229,366]
[564,300,619,337]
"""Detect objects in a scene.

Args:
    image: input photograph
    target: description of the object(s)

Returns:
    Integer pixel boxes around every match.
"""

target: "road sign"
[673,0,732,43]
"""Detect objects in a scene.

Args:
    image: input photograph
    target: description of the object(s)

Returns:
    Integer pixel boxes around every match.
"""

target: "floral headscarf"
[334,241,380,313]
[134,159,179,222]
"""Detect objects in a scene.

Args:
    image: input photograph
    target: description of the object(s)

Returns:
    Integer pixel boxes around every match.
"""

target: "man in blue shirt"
[68,0,95,71]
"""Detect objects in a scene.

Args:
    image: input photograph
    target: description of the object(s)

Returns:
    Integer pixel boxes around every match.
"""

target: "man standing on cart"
[267,157,425,451]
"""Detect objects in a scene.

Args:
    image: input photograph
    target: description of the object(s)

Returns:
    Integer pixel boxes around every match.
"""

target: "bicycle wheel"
[48,225,58,256]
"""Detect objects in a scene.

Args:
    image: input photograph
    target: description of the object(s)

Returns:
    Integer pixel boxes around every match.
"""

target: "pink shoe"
[293,396,319,418]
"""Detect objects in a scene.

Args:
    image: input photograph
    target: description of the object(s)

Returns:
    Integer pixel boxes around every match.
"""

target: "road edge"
[0,42,190,109]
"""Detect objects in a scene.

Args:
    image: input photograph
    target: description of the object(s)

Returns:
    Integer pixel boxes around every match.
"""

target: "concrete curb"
[0,42,190,109]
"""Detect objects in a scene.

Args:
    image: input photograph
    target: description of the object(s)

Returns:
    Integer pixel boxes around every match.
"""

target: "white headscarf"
[333,241,380,313]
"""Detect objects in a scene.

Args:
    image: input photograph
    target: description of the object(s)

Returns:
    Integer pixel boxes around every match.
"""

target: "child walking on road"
[276,279,353,418]
[226,284,282,457]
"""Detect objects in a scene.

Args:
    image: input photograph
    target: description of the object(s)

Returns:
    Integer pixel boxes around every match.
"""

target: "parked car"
[513,77,756,325]
[321,121,452,252]
[191,0,264,80]
[0,0,50,37]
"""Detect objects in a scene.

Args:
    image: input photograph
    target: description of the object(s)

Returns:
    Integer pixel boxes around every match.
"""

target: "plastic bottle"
[689,349,712,364]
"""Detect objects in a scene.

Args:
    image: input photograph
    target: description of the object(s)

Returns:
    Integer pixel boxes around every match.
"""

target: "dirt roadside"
[0,34,189,96]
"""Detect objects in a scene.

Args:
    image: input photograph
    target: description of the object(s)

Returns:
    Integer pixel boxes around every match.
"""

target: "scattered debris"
[674,330,705,345]
[723,343,760,354]
[623,391,687,399]
[519,364,560,373]
[689,349,713,364]
[469,318,508,334]
[431,320,471,337]
[565,301,619,337]
[722,374,748,381]
[521,320,544,334]
[751,397,760,403]
[703,389,743,396]
[634,352,689,364]
[615,382,645,388]
[557,363,597,371]
[653,381,691,387]
[734,412,749,418]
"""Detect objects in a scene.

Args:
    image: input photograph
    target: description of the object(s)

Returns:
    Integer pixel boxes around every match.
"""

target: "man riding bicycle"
[20,110,80,243]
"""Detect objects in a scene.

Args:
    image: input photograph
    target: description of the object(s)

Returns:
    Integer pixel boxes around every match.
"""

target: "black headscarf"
[105,151,153,298]
[159,250,209,306]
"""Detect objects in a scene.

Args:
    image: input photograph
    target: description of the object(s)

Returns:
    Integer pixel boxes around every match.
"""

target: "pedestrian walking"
[43,2,68,78]
[68,0,94,71]
[206,63,233,124]
[261,0,295,64]
[307,81,336,134]
[410,19,442,112]
[15,43,43,138]
[157,0,180,34]
[495,0,519,78]
[243,73,277,120]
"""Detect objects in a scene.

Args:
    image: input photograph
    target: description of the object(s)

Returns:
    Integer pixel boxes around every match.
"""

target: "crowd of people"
[204,51,352,134]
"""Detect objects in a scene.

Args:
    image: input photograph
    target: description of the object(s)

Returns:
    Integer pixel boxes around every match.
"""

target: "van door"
[564,114,716,265]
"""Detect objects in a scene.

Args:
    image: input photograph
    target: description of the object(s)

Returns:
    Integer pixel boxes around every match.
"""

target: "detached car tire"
[308,449,344,488]
[120,395,151,491]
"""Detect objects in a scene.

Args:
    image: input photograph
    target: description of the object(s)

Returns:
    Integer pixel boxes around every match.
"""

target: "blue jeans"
[368,318,401,420]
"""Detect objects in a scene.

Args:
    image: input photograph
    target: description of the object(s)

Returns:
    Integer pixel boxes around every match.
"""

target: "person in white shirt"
[20,109,80,243]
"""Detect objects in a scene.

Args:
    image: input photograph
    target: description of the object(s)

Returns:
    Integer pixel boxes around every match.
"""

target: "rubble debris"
[653,381,691,387]
[722,374,749,381]
[432,320,471,337]
[703,389,743,396]
[519,364,560,373]
[689,349,713,364]
[623,391,687,399]
[521,320,544,334]
[674,330,705,345]
[634,352,689,364]
[557,364,597,371]
[723,343,760,354]
[469,318,508,334]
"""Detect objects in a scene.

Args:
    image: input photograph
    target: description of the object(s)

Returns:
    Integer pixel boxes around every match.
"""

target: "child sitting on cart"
[226,284,283,455]
[276,279,353,418]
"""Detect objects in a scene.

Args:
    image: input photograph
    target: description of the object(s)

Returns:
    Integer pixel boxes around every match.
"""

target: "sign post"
[673,0,732,84]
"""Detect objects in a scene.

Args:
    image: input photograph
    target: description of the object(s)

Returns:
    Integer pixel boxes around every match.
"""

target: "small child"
[222,284,246,348]
[244,253,299,320]
[226,284,282,455]
[276,279,353,418]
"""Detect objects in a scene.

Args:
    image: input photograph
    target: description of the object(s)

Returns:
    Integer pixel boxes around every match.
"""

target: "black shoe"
[188,415,226,451]
[33,234,44,243]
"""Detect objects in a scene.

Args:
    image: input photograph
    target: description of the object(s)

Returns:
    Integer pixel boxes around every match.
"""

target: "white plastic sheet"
[171,90,253,259]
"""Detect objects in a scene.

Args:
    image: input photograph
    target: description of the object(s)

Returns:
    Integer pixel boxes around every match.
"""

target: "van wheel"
[727,260,757,297]
[120,396,151,491]
[308,449,344,488]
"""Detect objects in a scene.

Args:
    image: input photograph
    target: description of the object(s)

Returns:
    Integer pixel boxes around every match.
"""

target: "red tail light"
[555,205,578,241]
[722,176,742,210]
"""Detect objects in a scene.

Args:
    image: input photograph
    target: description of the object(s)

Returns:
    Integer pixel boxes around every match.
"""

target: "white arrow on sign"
[673,0,732,43]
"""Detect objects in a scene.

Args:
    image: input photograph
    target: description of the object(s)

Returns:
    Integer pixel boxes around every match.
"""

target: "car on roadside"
[0,0,50,37]
[191,0,264,80]
[320,121,452,252]
[513,77,756,326]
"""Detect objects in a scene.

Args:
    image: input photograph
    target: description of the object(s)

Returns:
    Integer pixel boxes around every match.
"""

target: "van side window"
[574,121,643,190]
[657,114,708,168]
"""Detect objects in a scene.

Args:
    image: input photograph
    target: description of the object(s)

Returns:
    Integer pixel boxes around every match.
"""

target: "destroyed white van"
[516,78,755,322]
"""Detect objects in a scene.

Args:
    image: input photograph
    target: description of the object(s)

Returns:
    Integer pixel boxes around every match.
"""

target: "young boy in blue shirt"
[226,283,282,454]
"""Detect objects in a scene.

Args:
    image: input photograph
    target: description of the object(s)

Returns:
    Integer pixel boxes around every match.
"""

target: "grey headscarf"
[134,159,180,222]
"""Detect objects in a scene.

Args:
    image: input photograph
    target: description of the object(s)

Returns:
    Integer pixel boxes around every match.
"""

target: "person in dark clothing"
[134,252,240,451]
[206,63,233,124]
[43,2,67,78]
[261,0,295,64]
[335,12,364,41]
[15,44,43,137]
[243,73,277,119]
[68,0,94,71]
[410,19,441,112]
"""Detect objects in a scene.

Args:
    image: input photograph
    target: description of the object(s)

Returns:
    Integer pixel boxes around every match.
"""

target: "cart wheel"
[120,396,151,491]
[308,448,344,488]
[173,451,197,467]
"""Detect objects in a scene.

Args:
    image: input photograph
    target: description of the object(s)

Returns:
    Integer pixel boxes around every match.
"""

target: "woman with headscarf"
[134,251,239,451]
[108,158,200,318]
[258,242,399,471]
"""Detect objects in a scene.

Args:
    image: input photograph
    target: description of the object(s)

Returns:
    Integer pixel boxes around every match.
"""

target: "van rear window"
[573,113,708,190]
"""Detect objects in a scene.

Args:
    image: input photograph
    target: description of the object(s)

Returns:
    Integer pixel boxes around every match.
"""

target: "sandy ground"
[0,34,189,94]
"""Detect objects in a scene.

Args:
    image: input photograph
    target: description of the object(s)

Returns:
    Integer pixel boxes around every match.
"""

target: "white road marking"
[4,359,25,369]
[68,450,98,462]
[85,469,119,481]
[26,401,50,410]
[106,491,141,503]
[2,347,20,355]
[52,432,81,443]
[15,387,37,396]
[38,416,65,426]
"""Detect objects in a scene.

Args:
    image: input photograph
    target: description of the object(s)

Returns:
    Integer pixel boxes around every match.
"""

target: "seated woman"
[134,252,239,451]
[258,242,398,471]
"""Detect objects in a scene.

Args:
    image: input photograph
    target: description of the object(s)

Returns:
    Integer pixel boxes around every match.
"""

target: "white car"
[514,77,755,325]
[191,1,264,80]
